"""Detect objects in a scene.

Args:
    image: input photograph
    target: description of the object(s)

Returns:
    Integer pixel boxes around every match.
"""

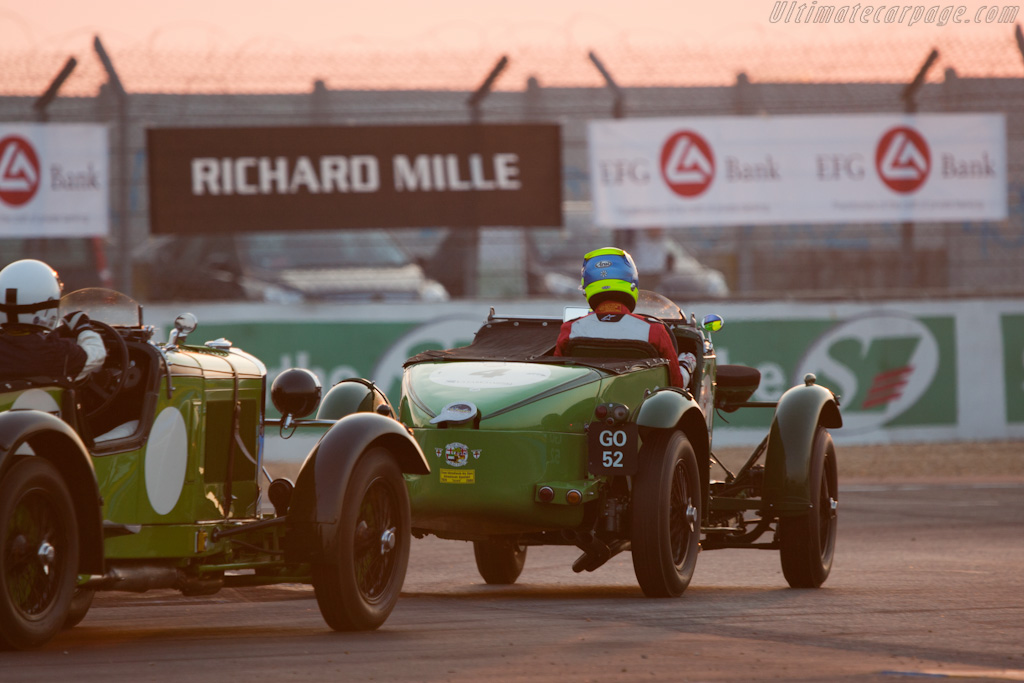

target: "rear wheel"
[778,426,838,588]
[312,448,410,631]
[0,458,79,650]
[473,538,527,585]
[631,430,701,597]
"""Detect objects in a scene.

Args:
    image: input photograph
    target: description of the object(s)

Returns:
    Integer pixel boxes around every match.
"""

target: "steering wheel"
[74,320,130,418]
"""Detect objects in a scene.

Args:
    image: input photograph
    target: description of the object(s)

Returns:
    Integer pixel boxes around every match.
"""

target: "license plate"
[587,423,639,476]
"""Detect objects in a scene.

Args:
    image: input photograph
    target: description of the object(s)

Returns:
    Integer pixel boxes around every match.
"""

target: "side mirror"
[702,314,724,333]
[167,312,198,348]
[271,368,322,431]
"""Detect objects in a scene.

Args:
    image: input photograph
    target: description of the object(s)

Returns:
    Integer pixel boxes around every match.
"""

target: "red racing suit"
[553,300,686,388]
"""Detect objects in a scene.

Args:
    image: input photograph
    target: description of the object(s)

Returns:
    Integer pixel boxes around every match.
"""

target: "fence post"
[93,36,132,295]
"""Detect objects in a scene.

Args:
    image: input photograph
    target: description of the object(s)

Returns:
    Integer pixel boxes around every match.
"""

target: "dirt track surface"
[716,440,1023,483]
[2,441,1020,682]
[3,481,1023,682]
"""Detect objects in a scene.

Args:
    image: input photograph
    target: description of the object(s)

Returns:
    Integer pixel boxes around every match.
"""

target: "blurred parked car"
[526,228,729,300]
[0,237,111,292]
[134,230,449,303]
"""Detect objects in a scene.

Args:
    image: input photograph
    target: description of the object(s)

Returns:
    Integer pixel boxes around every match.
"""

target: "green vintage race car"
[0,288,428,650]
[322,291,842,596]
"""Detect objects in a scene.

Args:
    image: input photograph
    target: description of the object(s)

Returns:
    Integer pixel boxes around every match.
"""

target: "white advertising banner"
[0,123,109,237]
[589,114,1006,228]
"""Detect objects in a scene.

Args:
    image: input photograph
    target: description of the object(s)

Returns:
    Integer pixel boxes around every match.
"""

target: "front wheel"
[0,458,79,650]
[631,430,702,597]
[312,448,411,631]
[473,538,527,585]
[778,426,838,588]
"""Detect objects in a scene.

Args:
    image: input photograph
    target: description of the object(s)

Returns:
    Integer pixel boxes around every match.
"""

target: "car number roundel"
[587,423,639,476]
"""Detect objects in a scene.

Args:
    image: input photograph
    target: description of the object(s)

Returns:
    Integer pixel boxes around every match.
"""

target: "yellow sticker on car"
[440,468,475,484]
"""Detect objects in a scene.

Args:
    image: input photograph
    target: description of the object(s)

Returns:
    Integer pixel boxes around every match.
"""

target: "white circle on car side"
[429,362,551,389]
[145,407,188,515]
[10,388,61,415]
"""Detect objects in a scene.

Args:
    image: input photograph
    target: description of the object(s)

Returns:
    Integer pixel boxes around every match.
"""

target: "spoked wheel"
[473,538,527,585]
[778,426,838,588]
[631,430,702,597]
[0,458,79,650]
[312,448,410,631]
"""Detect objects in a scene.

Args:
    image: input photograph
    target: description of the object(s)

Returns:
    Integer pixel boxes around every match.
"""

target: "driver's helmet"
[0,259,63,330]
[580,247,639,312]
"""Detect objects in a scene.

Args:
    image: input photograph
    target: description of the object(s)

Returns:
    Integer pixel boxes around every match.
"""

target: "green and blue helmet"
[580,247,639,311]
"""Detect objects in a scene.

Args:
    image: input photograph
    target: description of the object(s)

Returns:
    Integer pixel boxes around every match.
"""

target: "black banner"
[147,124,562,234]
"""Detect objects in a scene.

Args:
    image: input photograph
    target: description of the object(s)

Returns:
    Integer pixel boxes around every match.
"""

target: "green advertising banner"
[714,313,958,437]
[150,299,1020,444]
[1002,314,1024,424]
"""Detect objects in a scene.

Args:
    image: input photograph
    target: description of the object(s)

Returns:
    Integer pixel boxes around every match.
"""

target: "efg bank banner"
[589,114,1006,228]
[0,123,109,237]
[147,124,562,234]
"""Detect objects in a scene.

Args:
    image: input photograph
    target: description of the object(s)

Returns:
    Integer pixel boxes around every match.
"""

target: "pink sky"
[1,0,1021,92]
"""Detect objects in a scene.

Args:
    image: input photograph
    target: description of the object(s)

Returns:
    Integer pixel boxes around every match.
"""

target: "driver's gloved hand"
[63,310,92,336]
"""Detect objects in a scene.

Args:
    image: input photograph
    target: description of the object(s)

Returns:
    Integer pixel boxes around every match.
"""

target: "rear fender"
[0,410,105,574]
[286,412,428,562]
[763,382,842,514]
[636,389,711,514]
[316,378,391,420]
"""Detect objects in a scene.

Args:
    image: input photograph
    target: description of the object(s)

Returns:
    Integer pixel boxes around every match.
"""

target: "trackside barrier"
[147,298,1024,446]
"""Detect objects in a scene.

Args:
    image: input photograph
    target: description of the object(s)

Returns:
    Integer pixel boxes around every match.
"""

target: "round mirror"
[702,313,724,333]
[174,312,198,334]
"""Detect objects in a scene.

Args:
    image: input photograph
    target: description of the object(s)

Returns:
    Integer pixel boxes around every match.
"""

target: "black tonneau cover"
[404,317,669,376]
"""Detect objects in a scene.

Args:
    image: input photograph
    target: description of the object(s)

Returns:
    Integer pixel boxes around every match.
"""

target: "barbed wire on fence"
[1,32,1023,96]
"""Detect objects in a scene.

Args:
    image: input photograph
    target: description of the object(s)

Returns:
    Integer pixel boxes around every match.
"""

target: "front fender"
[0,410,104,574]
[763,382,842,514]
[316,378,391,420]
[286,412,428,562]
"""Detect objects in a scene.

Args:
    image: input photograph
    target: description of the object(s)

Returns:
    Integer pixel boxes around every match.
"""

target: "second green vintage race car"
[322,291,843,596]
[0,288,428,650]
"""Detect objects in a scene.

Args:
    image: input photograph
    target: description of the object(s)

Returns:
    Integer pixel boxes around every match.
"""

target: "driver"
[0,259,107,382]
[553,247,693,389]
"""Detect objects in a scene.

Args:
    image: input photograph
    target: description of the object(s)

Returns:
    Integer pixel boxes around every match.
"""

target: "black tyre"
[63,588,95,629]
[630,430,702,597]
[473,538,527,585]
[312,448,410,631]
[0,458,79,650]
[778,426,838,588]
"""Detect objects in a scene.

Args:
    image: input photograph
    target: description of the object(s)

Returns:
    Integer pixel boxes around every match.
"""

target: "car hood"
[402,361,602,430]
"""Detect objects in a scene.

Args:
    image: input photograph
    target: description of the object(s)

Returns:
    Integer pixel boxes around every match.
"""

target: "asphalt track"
[2,481,1022,682]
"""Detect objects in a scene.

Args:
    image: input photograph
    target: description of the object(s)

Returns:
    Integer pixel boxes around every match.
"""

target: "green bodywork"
[400,357,706,539]
[0,338,290,577]
[93,345,266,559]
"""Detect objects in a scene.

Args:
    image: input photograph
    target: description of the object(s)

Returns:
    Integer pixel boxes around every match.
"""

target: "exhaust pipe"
[80,565,223,595]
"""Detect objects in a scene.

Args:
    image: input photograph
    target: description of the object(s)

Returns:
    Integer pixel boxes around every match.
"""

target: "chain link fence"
[1,33,1023,302]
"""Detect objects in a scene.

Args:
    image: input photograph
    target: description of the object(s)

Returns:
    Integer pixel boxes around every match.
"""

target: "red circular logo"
[0,136,41,208]
[660,130,715,198]
[875,126,930,194]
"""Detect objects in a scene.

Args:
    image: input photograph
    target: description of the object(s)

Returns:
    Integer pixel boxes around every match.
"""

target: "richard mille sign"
[147,124,561,234]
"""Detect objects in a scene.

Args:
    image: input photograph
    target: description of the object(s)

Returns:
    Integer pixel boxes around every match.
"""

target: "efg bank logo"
[0,136,41,208]
[796,313,941,434]
[876,126,930,193]
[660,130,715,197]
